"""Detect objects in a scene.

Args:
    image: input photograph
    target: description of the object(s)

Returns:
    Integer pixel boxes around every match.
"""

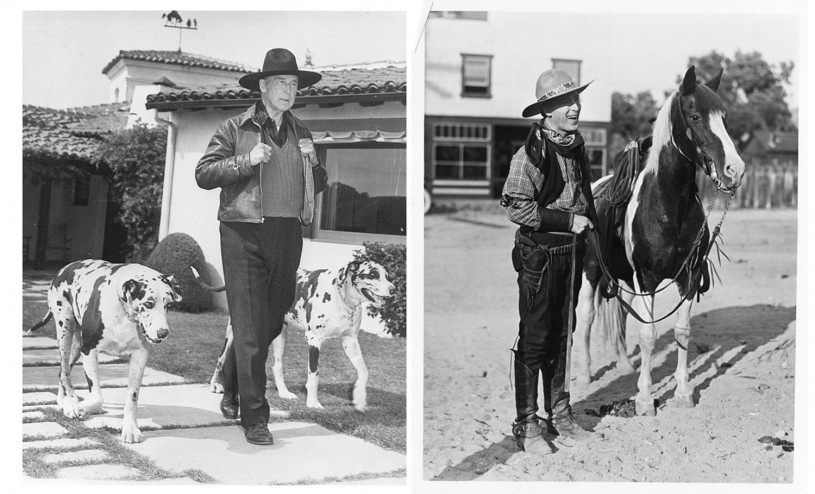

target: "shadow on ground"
[431,303,795,481]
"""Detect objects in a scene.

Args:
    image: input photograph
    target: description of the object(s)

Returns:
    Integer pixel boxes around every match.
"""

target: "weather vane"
[162,11,198,51]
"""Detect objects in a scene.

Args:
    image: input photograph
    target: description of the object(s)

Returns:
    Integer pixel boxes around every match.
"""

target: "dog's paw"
[353,402,368,412]
[61,396,84,419]
[79,400,105,416]
[306,400,324,409]
[121,422,143,443]
[278,389,297,400]
[209,381,224,394]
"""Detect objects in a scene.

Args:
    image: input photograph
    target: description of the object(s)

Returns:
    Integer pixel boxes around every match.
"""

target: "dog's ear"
[121,279,145,304]
[161,274,183,302]
[338,260,362,283]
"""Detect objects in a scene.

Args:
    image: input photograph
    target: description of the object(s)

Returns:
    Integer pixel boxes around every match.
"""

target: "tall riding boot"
[550,351,592,441]
[512,353,554,454]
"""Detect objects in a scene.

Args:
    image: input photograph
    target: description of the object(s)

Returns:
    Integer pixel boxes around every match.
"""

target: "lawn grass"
[22,296,406,453]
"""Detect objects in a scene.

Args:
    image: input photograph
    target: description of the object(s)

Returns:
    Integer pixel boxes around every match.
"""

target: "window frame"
[461,54,493,98]
[310,142,406,245]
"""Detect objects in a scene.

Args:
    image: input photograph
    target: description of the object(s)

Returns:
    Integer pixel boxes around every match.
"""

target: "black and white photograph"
[423,6,805,484]
[20,9,406,485]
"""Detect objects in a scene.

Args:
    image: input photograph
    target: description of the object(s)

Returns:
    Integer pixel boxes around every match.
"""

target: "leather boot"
[512,416,555,454]
[513,353,540,422]
[550,352,593,441]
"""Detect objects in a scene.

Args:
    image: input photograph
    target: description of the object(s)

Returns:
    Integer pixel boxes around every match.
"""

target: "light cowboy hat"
[521,69,593,118]
[239,48,322,91]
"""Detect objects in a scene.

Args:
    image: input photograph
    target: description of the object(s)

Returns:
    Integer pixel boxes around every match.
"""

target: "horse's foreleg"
[573,273,596,385]
[635,286,657,416]
[615,290,635,373]
[669,299,695,408]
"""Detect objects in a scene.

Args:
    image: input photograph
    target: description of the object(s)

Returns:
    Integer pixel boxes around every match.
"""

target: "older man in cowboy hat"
[501,68,599,454]
[196,48,327,445]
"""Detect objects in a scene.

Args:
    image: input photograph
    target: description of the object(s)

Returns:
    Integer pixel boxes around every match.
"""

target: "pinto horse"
[574,66,745,416]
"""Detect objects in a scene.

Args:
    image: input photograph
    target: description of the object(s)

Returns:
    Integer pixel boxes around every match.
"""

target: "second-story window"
[461,54,492,98]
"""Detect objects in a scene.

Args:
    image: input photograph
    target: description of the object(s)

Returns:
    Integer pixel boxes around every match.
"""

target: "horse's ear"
[705,69,723,92]
[681,66,697,95]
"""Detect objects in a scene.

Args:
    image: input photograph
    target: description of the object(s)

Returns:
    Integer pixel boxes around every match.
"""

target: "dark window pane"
[435,164,460,179]
[463,165,487,179]
[463,146,488,162]
[435,145,460,161]
[320,147,406,236]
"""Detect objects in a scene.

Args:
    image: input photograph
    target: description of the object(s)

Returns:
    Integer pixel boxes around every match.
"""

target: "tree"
[94,123,167,262]
[609,91,658,158]
[683,50,795,147]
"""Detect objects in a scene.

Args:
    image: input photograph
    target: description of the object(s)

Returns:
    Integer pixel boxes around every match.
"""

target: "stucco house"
[424,11,612,200]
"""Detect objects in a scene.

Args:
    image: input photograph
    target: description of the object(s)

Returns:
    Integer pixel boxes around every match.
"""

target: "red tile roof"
[23,103,130,162]
[146,65,406,110]
[102,50,253,75]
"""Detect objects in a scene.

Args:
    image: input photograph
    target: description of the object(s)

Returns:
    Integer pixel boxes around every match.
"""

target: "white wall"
[425,12,613,123]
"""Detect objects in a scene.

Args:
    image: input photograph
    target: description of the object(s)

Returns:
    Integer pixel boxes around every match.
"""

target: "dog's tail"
[26,311,53,336]
[190,265,226,292]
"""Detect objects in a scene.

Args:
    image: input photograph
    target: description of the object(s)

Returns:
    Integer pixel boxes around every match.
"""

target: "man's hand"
[571,215,593,234]
[298,138,319,167]
[249,143,272,166]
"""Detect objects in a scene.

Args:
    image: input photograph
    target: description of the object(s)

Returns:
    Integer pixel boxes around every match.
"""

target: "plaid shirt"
[501,131,588,230]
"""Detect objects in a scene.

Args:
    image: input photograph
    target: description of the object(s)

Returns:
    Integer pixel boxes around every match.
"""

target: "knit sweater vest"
[261,132,304,218]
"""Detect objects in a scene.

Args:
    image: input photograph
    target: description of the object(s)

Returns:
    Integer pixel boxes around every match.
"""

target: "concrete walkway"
[22,327,405,484]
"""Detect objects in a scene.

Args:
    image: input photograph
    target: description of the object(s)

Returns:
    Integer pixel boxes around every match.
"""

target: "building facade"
[424,11,612,199]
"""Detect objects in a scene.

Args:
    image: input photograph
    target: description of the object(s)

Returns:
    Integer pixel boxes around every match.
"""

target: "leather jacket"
[195,104,328,225]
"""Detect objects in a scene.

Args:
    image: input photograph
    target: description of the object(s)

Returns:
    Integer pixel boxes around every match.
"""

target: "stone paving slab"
[42,448,108,464]
[79,383,248,432]
[23,421,69,440]
[22,336,58,350]
[23,437,99,450]
[57,464,141,480]
[24,348,123,366]
[23,391,58,406]
[24,363,188,391]
[23,411,46,421]
[124,422,406,485]
[24,476,200,485]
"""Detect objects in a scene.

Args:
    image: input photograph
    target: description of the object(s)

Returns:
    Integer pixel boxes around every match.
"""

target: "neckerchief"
[540,123,585,156]
[255,102,289,147]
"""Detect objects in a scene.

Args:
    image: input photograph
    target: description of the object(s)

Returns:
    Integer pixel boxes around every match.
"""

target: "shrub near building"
[146,232,212,313]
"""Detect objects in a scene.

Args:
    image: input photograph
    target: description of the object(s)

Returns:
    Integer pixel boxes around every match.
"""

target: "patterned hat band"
[538,81,576,101]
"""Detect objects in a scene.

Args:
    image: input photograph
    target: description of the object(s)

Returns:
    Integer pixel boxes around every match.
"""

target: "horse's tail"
[190,265,226,292]
[26,311,53,336]
[593,289,627,355]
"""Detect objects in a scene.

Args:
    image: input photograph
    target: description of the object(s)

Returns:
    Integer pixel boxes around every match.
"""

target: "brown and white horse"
[575,66,745,415]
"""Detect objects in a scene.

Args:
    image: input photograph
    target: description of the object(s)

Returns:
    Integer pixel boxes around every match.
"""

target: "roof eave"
[145,91,406,111]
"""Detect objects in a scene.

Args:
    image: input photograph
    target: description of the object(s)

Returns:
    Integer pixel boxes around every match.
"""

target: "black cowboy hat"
[238,48,322,91]
[522,68,593,118]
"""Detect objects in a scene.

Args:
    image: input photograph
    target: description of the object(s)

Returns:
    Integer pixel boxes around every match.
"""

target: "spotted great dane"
[205,260,395,411]
[27,260,181,443]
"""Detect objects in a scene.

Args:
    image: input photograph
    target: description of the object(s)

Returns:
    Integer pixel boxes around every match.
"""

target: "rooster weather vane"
[162,11,198,51]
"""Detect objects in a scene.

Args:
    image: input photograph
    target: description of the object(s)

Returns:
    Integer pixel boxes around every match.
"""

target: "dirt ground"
[423,207,798,482]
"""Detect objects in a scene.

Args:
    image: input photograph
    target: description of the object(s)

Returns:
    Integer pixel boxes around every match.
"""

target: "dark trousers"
[513,241,584,423]
[219,218,302,428]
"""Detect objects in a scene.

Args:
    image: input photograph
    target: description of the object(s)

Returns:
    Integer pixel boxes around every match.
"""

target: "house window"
[72,175,90,206]
[432,123,491,181]
[552,58,582,84]
[461,54,492,98]
[316,144,406,242]
[582,127,607,180]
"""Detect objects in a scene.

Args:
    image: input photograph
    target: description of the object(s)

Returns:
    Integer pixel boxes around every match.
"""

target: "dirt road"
[423,207,797,482]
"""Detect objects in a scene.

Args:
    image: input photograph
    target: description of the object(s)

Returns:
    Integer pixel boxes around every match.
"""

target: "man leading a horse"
[501,68,599,454]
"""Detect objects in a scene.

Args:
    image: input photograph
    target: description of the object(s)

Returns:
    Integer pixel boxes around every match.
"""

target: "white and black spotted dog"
[205,260,395,411]
[27,260,181,443]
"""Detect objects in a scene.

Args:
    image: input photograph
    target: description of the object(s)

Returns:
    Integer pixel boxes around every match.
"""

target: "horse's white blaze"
[708,110,745,183]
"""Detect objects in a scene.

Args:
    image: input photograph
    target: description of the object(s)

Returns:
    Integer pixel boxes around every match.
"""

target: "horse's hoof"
[668,393,695,408]
[635,398,656,416]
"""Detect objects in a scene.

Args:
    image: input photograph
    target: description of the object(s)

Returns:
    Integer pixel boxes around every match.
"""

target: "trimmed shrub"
[146,232,211,313]
[353,242,406,338]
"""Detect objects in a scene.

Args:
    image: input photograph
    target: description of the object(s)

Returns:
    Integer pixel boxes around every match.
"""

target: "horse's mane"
[643,91,676,175]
